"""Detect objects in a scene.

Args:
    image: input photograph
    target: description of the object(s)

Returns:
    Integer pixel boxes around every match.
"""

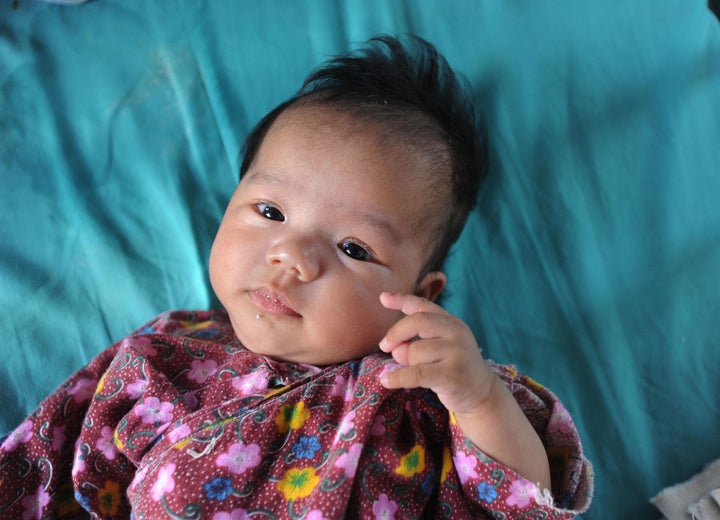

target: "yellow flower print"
[179,320,214,331]
[173,437,192,450]
[275,402,310,434]
[264,386,290,400]
[440,446,452,483]
[113,429,124,451]
[97,480,121,515]
[277,467,320,501]
[524,375,544,392]
[395,444,426,478]
[95,373,107,395]
[503,365,518,379]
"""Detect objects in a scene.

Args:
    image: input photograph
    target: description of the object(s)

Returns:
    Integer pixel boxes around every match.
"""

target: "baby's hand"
[379,292,552,489]
[378,292,495,415]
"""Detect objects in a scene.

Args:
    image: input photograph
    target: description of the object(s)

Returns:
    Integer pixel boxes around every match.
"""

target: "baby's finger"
[380,362,444,390]
[385,337,448,367]
[379,311,455,353]
[380,292,447,317]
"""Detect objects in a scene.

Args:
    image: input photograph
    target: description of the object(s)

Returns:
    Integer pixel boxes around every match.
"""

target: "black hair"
[239,35,487,278]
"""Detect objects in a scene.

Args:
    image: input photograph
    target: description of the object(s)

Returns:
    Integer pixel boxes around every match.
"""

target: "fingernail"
[379,337,388,351]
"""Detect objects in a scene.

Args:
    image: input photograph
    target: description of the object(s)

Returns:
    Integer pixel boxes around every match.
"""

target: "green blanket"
[1,1,719,517]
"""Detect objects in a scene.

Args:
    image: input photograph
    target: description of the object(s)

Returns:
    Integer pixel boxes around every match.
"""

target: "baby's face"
[209,107,444,364]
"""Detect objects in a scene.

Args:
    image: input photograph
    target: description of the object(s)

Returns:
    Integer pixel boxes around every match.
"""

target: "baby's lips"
[249,287,301,317]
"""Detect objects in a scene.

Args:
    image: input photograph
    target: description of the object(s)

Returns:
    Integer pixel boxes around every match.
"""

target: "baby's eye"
[339,241,373,262]
[257,203,285,222]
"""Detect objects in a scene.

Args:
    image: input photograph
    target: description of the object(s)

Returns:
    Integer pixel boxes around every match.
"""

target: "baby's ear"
[416,271,447,302]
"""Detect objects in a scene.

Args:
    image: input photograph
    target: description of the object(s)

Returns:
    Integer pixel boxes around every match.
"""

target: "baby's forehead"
[266,103,452,212]
[284,103,449,169]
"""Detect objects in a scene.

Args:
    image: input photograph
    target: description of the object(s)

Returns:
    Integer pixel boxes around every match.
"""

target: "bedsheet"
[1,1,719,518]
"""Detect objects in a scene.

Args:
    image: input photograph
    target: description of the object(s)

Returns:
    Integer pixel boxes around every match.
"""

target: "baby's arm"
[378,292,551,491]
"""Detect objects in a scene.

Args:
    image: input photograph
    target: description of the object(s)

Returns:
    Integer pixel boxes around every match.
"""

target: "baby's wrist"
[450,371,501,417]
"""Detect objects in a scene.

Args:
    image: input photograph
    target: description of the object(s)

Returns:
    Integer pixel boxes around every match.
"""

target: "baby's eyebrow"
[243,170,286,188]
[356,211,400,243]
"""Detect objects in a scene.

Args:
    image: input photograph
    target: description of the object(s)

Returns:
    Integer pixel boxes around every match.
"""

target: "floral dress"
[0,310,593,519]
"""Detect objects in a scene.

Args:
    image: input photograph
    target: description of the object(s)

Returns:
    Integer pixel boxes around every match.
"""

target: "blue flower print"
[477,481,498,503]
[192,328,221,339]
[203,476,234,500]
[421,469,437,495]
[74,490,91,511]
[292,435,321,460]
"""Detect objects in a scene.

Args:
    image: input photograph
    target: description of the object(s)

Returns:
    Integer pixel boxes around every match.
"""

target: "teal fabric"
[1,1,719,517]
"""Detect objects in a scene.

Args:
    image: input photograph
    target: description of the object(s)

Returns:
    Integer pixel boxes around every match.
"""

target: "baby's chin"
[238,337,382,367]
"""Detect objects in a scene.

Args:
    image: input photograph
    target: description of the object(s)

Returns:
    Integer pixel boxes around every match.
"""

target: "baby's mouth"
[248,287,301,317]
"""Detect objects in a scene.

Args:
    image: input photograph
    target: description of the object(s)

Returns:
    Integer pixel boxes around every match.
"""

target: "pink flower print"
[2,420,33,452]
[126,379,148,399]
[372,493,398,520]
[332,410,357,446]
[124,336,157,357]
[151,463,176,501]
[51,425,66,452]
[332,374,356,402]
[370,415,386,436]
[453,451,479,484]
[72,443,87,477]
[68,378,97,403]
[21,485,50,520]
[337,410,356,437]
[216,442,261,475]
[213,509,250,520]
[232,370,269,396]
[167,423,191,444]
[505,478,538,508]
[306,511,330,520]
[404,400,422,421]
[183,390,199,410]
[134,396,174,425]
[547,401,575,438]
[334,443,363,478]
[378,362,401,380]
[188,359,218,384]
[96,426,118,460]
[129,464,149,492]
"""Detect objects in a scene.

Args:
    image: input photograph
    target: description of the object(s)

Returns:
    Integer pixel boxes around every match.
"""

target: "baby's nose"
[265,235,322,282]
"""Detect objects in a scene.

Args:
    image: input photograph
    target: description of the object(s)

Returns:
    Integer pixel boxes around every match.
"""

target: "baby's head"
[210,35,487,364]
[242,35,487,280]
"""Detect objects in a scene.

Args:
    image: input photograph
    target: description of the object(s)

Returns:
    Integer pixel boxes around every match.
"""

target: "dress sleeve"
[445,362,594,518]
[0,313,173,519]
[0,340,119,518]
[70,318,207,517]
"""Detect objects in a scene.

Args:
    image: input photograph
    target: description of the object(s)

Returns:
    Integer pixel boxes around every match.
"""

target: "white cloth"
[651,458,720,520]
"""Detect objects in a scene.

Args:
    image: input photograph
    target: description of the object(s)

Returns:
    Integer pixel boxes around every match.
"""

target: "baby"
[0,36,592,518]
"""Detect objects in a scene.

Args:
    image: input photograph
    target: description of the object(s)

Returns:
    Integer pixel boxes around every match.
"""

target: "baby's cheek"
[208,239,228,292]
